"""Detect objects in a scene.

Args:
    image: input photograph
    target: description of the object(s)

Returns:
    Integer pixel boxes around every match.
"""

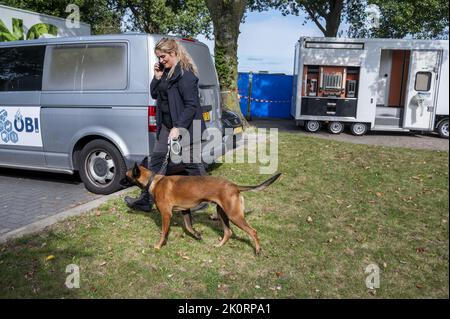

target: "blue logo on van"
[0,109,26,144]
[1,109,40,143]
[1,111,16,144]
[13,110,39,133]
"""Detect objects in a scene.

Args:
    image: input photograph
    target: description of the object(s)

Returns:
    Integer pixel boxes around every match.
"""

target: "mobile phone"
[158,62,165,71]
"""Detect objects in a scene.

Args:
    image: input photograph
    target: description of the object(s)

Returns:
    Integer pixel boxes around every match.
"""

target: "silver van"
[0,33,222,194]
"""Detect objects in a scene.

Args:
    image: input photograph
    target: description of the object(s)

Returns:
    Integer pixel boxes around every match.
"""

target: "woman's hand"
[168,127,180,141]
[154,63,163,80]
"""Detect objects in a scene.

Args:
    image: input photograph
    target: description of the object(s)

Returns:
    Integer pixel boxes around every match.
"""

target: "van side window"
[43,43,127,91]
[0,46,45,91]
[414,72,432,92]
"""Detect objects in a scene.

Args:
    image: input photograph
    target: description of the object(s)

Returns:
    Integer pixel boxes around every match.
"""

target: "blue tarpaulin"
[238,72,293,119]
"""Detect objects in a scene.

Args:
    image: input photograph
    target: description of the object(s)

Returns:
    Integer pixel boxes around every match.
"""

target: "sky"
[196,9,333,75]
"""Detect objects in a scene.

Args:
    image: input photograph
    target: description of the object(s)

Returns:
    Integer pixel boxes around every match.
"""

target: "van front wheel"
[78,139,127,194]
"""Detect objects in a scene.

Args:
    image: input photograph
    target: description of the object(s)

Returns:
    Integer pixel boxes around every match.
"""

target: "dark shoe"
[190,202,209,212]
[125,191,154,212]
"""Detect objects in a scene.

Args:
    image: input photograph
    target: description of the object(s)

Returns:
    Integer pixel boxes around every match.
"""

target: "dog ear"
[140,156,149,168]
[132,162,140,178]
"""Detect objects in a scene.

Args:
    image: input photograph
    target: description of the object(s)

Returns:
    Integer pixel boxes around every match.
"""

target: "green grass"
[0,132,448,298]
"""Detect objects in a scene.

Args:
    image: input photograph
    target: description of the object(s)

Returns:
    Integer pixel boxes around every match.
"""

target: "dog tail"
[237,173,282,193]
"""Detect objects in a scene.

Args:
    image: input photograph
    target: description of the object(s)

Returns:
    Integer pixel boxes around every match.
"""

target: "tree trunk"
[325,0,343,37]
[205,0,248,125]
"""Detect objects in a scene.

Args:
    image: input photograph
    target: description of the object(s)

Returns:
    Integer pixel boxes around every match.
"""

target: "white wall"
[357,44,381,125]
[302,48,365,67]
[377,50,392,106]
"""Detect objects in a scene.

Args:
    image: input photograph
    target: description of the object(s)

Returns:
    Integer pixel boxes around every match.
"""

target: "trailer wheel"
[328,122,344,134]
[78,139,127,194]
[304,120,321,133]
[350,122,368,136]
[437,119,449,139]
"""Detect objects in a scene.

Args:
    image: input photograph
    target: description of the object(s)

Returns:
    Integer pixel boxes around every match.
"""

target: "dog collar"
[144,173,155,193]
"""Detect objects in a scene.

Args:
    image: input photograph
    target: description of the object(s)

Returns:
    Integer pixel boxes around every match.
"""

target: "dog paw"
[154,244,162,250]
[214,239,225,248]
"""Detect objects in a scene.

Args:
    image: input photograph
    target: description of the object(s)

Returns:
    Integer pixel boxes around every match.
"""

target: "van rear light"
[148,106,157,132]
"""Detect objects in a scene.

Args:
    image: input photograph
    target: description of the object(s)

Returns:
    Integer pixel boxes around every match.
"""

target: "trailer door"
[403,50,440,130]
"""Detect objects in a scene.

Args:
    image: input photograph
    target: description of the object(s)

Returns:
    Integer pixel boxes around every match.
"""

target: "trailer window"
[323,73,342,89]
[0,46,45,91]
[43,43,128,91]
[414,72,432,92]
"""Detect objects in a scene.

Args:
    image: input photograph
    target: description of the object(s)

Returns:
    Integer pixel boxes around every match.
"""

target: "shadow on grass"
[0,230,95,298]
[205,162,223,172]
[125,204,256,251]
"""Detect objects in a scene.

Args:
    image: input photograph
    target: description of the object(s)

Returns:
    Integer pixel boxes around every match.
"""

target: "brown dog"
[125,163,281,255]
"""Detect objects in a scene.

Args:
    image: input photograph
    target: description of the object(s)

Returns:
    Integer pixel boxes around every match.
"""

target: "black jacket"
[150,63,206,144]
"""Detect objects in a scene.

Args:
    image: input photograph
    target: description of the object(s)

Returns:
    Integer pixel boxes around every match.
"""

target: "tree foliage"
[249,0,346,37]
[346,0,449,39]
[115,0,212,38]
[0,0,214,38]
[250,0,449,39]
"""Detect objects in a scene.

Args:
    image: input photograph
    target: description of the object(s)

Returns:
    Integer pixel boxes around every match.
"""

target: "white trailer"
[0,4,90,41]
[292,37,449,138]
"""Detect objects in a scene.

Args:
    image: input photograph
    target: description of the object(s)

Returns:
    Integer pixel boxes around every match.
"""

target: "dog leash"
[144,138,181,193]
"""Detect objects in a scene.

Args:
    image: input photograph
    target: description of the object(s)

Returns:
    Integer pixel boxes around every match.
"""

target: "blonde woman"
[125,37,207,212]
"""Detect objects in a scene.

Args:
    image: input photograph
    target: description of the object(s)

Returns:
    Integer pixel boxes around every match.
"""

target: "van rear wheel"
[78,139,127,194]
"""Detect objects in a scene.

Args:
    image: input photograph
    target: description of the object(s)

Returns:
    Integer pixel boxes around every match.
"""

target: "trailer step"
[375,116,402,126]
[375,106,403,118]
[371,125,410,132]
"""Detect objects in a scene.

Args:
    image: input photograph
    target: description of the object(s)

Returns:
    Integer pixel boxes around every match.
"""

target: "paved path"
[250,119,449,152]
[0,168,102,236]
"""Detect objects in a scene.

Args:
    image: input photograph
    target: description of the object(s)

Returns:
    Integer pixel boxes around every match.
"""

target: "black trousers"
[150,124,206,177]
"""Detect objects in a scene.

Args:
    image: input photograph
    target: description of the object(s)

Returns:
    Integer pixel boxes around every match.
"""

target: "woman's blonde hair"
[155,38,199,79]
